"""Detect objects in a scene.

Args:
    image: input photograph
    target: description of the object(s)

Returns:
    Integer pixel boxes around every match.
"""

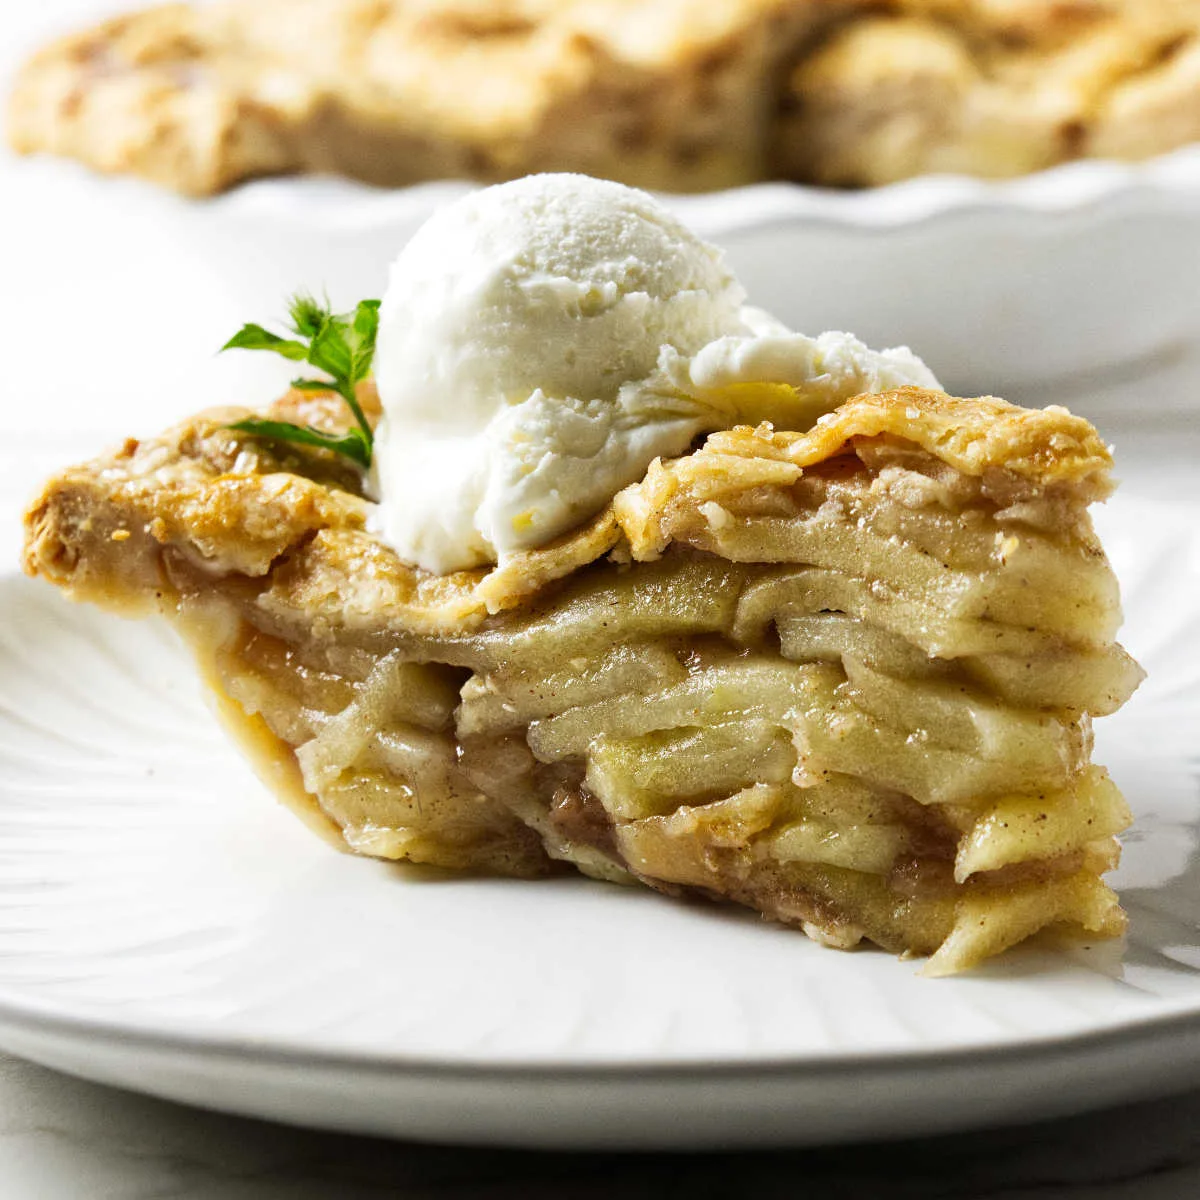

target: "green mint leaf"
[221,324,309,361]
[307,317,352,381]
[306,312,376,443]
[287,292,330,339]
[222,294,382,469]
[307,299,380,387]
[349,299,381,387]
[228,418,371,469]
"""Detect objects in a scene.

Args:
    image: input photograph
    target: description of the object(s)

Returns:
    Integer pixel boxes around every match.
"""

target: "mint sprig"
[221,293,381,469]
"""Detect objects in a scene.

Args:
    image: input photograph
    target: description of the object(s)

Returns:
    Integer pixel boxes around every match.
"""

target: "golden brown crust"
[22,385,1112,630]
[778,4,1200,185]
[705,389,1114,490]
[9,0,1200,194]
[5,0,838,195]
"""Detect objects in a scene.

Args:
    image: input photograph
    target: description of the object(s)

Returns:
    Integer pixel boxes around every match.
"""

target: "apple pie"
[9,0,1200,195]
[22,381,1142,974]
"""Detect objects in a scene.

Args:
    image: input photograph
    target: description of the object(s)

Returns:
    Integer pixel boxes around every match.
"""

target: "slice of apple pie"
[23,380,1142,974]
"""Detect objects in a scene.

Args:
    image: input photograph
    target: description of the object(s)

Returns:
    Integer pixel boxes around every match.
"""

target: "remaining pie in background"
[23,381,1143,975]
[9,0,1200,195]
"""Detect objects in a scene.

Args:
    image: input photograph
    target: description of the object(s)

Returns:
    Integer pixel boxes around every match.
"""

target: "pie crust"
[23,383,1143,974]
[8,1,1200,194]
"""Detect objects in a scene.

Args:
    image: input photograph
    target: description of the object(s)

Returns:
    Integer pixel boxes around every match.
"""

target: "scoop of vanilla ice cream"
[371,173,939,575]
[375,173,748,424]
[371,173,752,573]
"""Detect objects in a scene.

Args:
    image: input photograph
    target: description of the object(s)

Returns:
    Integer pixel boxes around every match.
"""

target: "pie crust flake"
[9,0,1200,194]
[23,382,1143,974]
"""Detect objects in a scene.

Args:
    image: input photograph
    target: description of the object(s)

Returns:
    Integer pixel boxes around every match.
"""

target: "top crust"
[8,0,1200,193]
[23,384,1113,635]
[707,389,1113,488]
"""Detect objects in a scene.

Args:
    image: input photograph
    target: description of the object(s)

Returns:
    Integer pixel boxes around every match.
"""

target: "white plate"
[1,437,1199,1149]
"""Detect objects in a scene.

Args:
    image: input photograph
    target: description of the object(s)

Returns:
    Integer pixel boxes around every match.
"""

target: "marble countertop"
[2,1052,1199,1199]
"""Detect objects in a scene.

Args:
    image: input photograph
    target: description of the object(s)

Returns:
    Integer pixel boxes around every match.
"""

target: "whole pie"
[9,0,1200,195]
[23,379,1143,975]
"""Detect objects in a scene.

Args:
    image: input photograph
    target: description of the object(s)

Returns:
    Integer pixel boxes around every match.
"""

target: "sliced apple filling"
[22,386,1142,973]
